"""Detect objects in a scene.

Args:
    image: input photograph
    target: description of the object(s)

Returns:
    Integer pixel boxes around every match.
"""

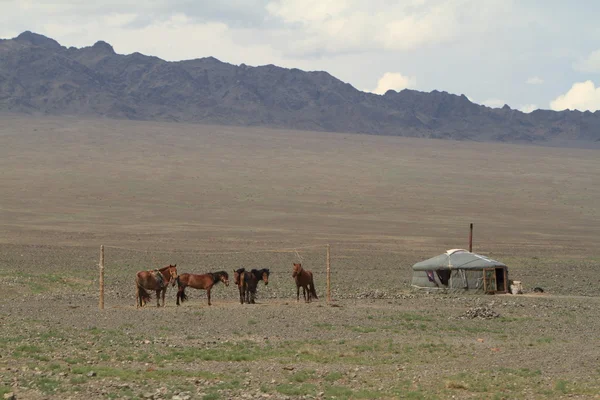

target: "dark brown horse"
[292,263,317,303]
[233,268,246,304]
[234,268,270,304]
[176,271,229,306]
[135,264,178,308]
[245,268,270,304]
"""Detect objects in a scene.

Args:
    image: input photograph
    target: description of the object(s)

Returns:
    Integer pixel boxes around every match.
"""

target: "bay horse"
[135,264,178,308]
[234,268,270,304]
[292,263,317,303]
[176,271,229,306]
[234,268,246,304]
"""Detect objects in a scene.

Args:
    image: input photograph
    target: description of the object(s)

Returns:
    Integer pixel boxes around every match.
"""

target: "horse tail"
[309,275,318,299]
[179,288,188,303]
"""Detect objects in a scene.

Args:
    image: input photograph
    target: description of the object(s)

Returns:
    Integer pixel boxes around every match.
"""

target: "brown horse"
[234,268,270,304]
[176,271,229,306]
[135,264,178,308]
[292,263,317,303]
[244,268,270,304]
[233,268,246,304]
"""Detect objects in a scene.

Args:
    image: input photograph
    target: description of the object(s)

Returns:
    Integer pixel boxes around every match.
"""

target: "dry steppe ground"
[1,115,599,400]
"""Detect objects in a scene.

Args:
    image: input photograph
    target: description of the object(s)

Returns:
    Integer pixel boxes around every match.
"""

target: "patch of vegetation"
[354,343,380,353]
[324,371,344,382]
[157,341,265,363]
[276,383,317,397]
[354,389,386,399]
[555,380,569,394]
[289,369,315,383]
[348,326,377,333]
[324,385,353,399]
[313,322,335,330]
[71,365,217,381]
[70,376,88,385]
[0,386,12,397]
[33,377,62,394]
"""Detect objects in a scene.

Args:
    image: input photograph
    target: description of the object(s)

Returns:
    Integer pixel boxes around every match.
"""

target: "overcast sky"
[2,0,600,112]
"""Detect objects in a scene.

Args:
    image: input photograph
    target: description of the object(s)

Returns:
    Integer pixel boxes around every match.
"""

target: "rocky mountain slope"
[1,31,599,146]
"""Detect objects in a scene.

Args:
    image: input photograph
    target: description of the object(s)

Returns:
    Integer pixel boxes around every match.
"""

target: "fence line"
[103,244,326,255]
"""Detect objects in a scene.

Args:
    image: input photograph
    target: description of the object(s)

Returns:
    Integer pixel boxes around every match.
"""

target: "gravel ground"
[1,244,600,399]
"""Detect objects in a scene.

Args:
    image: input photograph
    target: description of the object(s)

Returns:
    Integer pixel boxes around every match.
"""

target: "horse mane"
[157,264,176,272]
[235,267,246,274]
[211,271,229,284]
[251,268,269,278]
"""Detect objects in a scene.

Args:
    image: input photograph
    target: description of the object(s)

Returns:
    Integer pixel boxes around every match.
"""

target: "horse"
[135,264,178,308]
[233,268,246,304]
[176,271,229,306]
[234,268,270,304]
[292,263,317,303]
[244,268,270,304]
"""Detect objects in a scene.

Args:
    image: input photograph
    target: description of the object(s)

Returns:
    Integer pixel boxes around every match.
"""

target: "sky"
[2,0,600,112]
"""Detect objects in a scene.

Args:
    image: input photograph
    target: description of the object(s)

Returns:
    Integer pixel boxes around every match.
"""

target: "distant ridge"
[1,31,599,147]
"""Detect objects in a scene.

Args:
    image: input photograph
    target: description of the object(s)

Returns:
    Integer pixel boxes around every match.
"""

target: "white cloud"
[550,81,600,111]
[372,72,416,94]
[526,76,543,85]
[482,98,506,108]
[265,0,513,55]
[574,49,600,73]
[519,104,538,113]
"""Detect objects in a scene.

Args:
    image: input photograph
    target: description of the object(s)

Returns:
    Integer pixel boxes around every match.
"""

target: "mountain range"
[1,31,599,146]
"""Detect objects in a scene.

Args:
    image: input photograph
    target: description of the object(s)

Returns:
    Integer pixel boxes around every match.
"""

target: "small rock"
[87,371,97,377]
[3,393,16,400]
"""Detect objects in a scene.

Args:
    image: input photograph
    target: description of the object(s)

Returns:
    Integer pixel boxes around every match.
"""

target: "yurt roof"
[412,249,507,271]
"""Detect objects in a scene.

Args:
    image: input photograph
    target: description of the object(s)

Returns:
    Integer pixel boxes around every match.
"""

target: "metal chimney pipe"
[469,223,473,252]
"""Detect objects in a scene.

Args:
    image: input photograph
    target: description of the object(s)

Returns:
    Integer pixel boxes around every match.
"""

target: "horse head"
[168,264,178,286]
[218,271,230,287]
[261,268,270,285]
[292,263,302,277]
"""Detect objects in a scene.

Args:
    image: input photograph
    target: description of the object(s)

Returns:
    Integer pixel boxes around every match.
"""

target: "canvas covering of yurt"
[411,249,508,293]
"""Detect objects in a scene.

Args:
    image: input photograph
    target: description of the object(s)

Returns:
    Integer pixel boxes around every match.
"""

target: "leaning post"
[326,244,331,303]
[99,245,105,310]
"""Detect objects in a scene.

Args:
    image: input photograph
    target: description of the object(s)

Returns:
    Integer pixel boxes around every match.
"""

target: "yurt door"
[483,267,508,293]
[483,268,497,293]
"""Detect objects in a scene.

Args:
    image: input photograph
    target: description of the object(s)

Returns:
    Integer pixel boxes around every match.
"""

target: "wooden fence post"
[326,244,331,303]
[99,245,104,310]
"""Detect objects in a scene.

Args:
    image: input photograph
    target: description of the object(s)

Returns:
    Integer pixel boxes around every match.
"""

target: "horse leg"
[156,290,161,307]
[161,288,166,307]
[307,284,311,303]
[207,287,212,306]
[136,283,140,309]
[303,286,308,303]
[296,285,300,302]
[238,286,244,304]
